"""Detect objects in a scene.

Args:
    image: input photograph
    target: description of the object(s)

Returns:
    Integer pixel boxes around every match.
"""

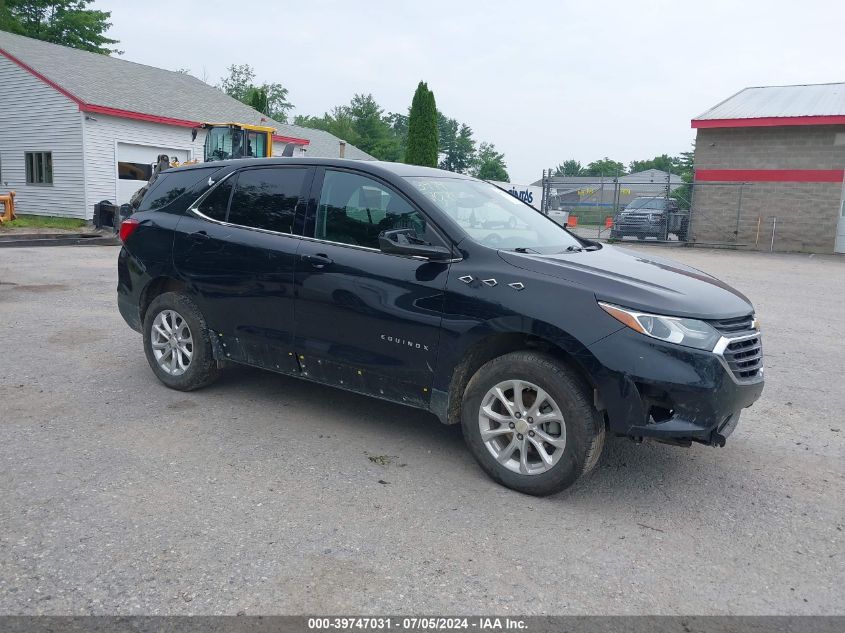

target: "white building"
[0,31,372,219]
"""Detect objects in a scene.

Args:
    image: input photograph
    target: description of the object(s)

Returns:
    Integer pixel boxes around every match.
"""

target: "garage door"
[117,143,191,205]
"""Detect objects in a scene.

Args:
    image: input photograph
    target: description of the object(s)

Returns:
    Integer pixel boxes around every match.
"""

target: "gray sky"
[102,0,844,182]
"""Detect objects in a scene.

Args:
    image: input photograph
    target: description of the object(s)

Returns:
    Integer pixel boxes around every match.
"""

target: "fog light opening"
[648,406,674,423]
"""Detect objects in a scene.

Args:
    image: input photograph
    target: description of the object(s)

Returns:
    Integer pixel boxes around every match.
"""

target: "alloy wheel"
[150,309,193,376]
[478,379,566,475]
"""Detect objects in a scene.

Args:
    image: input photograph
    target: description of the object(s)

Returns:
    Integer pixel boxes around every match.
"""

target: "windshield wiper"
[564,243,601,253]
[511,247,540,253]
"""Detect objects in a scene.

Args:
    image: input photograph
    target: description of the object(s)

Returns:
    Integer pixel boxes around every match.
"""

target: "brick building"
[691,83,845,254]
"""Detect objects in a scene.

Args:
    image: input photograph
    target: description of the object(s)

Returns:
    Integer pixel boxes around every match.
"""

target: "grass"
[1,214,87,230]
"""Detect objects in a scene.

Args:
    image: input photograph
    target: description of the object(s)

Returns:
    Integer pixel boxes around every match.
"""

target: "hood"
[498,245,753,320]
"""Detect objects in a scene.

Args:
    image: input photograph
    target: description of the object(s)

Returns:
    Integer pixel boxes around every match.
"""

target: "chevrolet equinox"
[117,158,764,495]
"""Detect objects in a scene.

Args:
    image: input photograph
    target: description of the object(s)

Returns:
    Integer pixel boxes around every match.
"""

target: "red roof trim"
[272,134,310,146]
[695,169,845,183]
[0,46,84,105]
[692,115,845,129]
[1,46,310,146]
[80,103,201,128]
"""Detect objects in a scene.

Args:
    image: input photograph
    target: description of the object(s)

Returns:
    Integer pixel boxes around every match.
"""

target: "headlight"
[599,302,721,351]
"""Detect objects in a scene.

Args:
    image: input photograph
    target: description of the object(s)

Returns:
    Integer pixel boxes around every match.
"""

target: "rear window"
[138,167,219,212]
[197,177,234,222]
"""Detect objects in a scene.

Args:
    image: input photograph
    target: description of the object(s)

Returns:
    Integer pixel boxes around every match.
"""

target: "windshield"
[627,198,667,210]
[405,177,583,253]
[204,127,246,162]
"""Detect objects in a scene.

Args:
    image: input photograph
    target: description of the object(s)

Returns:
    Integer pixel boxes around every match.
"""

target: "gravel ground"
[0,244,842,615]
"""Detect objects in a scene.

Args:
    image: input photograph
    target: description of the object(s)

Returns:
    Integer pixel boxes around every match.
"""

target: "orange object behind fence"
[567,216,578,227]
[0,191,16,224]
[605,216,613,228]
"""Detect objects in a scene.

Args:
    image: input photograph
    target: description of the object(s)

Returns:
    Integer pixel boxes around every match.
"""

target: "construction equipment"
[195,122,276,162]
[0,191,16,224]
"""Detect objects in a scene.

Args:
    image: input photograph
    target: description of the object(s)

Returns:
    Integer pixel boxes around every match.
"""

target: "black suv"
[118,158,764,496]
[612,196,689,241]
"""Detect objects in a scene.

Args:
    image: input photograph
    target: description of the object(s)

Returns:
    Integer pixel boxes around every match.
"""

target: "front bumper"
[614,221,663,235]
[587,327,764,445]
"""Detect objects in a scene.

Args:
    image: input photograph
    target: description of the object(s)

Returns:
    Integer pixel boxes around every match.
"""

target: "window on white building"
[25,152,53,185]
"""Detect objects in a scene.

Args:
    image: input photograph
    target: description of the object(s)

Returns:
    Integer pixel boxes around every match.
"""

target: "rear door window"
[227,167,309,234]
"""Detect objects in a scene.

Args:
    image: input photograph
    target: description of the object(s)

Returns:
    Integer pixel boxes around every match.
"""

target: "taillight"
[119,218,140,242]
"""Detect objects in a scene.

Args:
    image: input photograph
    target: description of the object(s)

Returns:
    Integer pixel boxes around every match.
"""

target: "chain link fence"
[538,172,782,250]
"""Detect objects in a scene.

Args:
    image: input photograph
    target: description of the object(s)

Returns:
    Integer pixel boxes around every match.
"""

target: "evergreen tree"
[473,143,509,181]
[405,81,438,167]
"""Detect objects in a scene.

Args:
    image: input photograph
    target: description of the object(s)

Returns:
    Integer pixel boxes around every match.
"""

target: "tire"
[142,291,221,391]
[460,351,605,496]
[677,218,689,242]
[610,230,621,239]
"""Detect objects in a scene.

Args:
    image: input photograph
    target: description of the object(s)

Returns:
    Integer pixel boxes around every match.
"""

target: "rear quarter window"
[138,167,220,213]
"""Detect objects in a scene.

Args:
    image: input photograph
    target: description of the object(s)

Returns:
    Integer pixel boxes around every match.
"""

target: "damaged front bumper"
[587,328,764,446]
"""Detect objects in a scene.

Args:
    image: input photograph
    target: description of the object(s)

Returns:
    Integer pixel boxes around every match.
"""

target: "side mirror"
[378,229,453,261]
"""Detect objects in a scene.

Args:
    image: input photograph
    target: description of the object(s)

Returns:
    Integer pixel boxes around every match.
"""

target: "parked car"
[118,158,763,496]
[546,208,570,226]
[612,196,689,241]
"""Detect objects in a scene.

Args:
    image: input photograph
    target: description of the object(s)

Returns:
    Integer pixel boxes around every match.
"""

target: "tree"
[669,146,695,209]
[348,93,402,161]
[405,81,438,167]
[386,111,409,155]
[452,124,476,173]
[246,86,269,117]
[219,63,255,102]
[554,160,583,177]
[1,0,120,54]
[473,142,509,181]
[219,64,293,122]
[629,154,684,175]
[294,96,401,161]
[261,82,293,123]
[438,113,476,174]
[583,157,626,177]
[295,108,358,146]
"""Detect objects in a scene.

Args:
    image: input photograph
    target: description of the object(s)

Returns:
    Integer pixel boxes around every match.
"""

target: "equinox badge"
[381,334,429,351]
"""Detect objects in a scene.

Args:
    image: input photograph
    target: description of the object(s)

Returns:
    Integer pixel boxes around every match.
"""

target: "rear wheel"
[143,292,221,391]
[461,351,605,496]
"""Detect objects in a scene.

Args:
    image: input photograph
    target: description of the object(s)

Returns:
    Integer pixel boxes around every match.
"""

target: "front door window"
[316,170,438,248]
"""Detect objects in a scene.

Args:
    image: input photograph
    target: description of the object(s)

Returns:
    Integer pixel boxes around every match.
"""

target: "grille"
[723,336,763,381]
[619,213,650,223]
[710,314,755,334]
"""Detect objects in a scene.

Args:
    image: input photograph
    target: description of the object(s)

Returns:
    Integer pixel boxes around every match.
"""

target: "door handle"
[189,230,210,241]
[302,253,333,268]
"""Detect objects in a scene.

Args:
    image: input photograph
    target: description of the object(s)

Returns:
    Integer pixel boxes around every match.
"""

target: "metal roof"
[0,30,373,160]
[531,169,683,188]
[694,82,845,121]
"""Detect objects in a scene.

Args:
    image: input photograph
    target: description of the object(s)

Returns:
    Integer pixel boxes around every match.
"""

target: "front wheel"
[461,351,605,496]
[143,292,221,391]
